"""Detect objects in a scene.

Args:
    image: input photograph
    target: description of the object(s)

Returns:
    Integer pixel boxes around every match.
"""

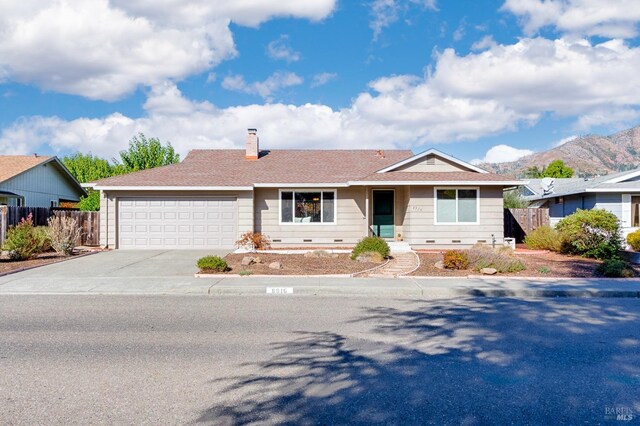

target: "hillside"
[480,126,640,177]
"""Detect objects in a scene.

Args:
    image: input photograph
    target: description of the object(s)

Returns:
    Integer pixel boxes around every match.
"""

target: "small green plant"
[351,236,390,260]
[556,209,622,259]
[238,270,253,276]
[467,244,526,273]
[597,258,634,278]
[196,255,229,272]
[2,214,48,260]
[627,229,640,251]
[34,226,52,253]
[524,225,562,251]
[442,250,469,270]
[537,266,551,274]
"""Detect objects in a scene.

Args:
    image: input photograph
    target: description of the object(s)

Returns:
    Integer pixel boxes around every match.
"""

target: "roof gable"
[376,148,489,174]
[602,168,640,184]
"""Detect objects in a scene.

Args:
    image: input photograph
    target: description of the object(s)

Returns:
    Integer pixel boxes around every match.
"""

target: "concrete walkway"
[1,250,640,297]
[367,252,419,277]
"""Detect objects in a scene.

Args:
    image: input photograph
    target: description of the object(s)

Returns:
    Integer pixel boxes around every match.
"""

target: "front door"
[373,190,394,238]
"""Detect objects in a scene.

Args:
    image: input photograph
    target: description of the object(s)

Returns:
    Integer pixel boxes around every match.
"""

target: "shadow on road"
[197,298,640,424]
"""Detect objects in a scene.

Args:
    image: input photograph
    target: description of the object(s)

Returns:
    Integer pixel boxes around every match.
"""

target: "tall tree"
[542,159,574,178]
[62,153,116,183]
[116,133,180,173]
[523,166,544,178]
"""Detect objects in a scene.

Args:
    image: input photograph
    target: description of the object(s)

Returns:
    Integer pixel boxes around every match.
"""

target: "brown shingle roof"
[0,155,52,182]
[94,149,415,187]
[355,171,518,182]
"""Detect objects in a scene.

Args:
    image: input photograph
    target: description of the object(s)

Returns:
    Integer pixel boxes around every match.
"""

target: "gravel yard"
[213,253,379,275]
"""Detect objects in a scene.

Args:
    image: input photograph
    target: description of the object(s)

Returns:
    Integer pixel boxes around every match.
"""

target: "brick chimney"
[246,128,259,160]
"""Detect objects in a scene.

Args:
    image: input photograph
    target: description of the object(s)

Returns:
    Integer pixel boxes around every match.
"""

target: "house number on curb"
[266,287,294,294]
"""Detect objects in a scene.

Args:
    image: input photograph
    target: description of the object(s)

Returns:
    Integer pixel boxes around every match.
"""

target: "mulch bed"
[0,252,72,275]
[411,251,635,278]
[204,253,379,275]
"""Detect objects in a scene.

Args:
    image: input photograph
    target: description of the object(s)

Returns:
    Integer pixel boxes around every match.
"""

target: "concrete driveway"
[0,249,229,294]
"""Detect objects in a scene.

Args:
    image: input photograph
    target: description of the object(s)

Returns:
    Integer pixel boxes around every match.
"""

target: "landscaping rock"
[304,250,337,258]
[269,261,282,270]
[434,261,444,270]
[481,267,498,275]
[241,256,255,266]
[253,257,262,264]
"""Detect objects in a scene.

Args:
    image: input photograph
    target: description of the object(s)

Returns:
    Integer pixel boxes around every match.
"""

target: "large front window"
[280,190,336,224]
[436,188,478,224]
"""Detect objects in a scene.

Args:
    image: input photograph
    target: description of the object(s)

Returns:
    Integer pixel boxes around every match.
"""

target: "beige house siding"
[99,190,253,248]
[394,155,474,173]
[254,187,367,246]
[404,186,504,248]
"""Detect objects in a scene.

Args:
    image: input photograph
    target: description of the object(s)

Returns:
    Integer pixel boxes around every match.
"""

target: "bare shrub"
[47,216,81,255]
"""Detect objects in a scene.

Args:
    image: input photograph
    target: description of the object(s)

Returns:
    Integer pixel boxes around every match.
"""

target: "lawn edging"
[0,250,101,278]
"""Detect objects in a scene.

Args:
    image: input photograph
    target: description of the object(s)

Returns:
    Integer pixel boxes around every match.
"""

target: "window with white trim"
[436,188,478,224]
[632,196,640,227]
[280,191,336,223]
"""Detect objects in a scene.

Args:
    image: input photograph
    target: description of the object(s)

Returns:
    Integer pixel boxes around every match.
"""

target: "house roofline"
[603,169,640,184]
[93,185,254,191]
[375,148,489,174]
[348,180,525,186]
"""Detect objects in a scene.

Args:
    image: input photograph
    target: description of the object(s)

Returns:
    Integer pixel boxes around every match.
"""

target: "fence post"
[0,205,6,246]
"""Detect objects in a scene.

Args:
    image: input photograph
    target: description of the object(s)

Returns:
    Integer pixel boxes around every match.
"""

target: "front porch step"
[387,241,412,253]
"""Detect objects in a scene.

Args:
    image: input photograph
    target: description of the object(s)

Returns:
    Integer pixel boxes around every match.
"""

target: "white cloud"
[574,107,640,130]
[502,0,640,38]
[0,0,336,101]
[369,0,437,40]
[221,72,303,99]
[552,135,577,147]
[471,35,498,51]
[471,145,535,164]
[311,72,338,88]
[432,38,640,117]
[266,35,300,63]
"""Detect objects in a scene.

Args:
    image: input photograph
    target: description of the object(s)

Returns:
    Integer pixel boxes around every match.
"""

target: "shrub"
[196,255,229,272]
[442,250,469,270]
[351,236,390,260]
[538,266,551,274]
[47,216,81,255]
[2,214,47,260]
[34,226,52,253]
[556,209,622,260]
[627,229,640,251]
[597,258,635,278]
[236,231,271,250]
[467,244,526,273]
[524,225,562,251]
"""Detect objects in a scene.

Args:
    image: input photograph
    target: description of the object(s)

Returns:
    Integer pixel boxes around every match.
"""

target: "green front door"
[373,190,394,238]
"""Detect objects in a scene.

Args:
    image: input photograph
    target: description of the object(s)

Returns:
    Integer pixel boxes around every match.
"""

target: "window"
[50,200,58,207]
[280,190,336,224]
[632,196,640,227]
[435,188,478,224]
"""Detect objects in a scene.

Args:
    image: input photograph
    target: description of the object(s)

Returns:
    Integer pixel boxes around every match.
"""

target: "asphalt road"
[1,295,639,425]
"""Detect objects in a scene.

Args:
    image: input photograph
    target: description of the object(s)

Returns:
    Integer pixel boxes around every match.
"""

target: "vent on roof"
[426,156,435,165]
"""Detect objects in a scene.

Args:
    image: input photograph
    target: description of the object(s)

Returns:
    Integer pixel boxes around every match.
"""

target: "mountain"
[480,126,640,177]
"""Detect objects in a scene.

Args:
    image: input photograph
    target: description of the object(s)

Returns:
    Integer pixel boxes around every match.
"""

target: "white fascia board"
[93,185,254,191]
[375,148,489,174]
[603,169,640,184]
[349,180,525,186]
[253,183,350,188]
[81,182,97,188]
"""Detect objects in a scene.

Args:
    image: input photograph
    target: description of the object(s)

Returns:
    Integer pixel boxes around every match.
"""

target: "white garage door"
[118,197,237,249]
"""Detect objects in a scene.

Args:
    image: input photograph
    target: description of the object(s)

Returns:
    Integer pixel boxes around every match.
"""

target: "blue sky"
[1,0,640,164]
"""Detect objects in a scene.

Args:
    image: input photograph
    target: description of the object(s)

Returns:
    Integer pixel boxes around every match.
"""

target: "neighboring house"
[523,168,640,237]
[91,129,523,250]
[0,155,86,207]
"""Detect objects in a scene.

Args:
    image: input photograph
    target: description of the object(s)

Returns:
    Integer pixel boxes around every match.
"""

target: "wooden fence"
[0,206,99,247]
[504,208,550,243]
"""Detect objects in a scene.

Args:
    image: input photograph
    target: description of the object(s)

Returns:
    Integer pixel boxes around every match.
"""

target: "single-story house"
[91,129,523,250]
[523,168,640,237]
[0,155,86,207]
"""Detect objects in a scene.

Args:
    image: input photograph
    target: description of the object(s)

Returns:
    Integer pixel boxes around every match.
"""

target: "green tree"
[116,133,180,173]
[503,189,529,208]
[542,159,574,178]
[523,166,543,178]
[62,153,116,183]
